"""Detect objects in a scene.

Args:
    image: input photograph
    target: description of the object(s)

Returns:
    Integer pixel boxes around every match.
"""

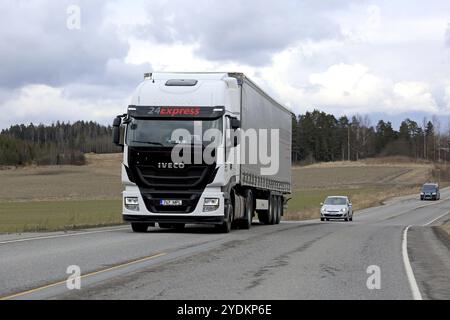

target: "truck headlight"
[203,198,219,212]
[125,197,139,211]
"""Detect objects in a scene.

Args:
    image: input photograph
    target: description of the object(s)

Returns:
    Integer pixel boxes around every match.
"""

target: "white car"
[320,196,353,222]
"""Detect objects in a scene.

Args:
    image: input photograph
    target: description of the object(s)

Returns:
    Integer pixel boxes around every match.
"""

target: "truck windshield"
[126,118,223,148]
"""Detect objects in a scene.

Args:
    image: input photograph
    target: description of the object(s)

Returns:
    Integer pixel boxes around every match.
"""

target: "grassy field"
[441,220,450,238]
[0,153,123,233]
[0,200,122,233]
[285,158,434,220]
[0,153,122,202]
[0,153,439,233]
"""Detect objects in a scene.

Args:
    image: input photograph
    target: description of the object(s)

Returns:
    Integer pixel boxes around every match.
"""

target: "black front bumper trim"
[123,215,225,225]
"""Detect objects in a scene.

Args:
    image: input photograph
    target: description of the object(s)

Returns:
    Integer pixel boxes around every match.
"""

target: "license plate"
[160,200,183,206]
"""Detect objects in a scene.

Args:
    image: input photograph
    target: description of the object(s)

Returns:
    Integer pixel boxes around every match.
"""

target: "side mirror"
[230,118,241,130]
[320,202,323,206]
[349,203,352,207]
[112,116,123,146]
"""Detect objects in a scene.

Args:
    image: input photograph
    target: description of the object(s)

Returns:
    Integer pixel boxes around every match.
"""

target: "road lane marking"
[356,195,450,220]
[0,226,129,245]
[423,211,450,226]
[0,252,166,300]
[414,196,450,210]
[402,226,423,300]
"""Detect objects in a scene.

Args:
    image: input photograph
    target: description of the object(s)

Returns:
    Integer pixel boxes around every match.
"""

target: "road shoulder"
[408,225,450,300]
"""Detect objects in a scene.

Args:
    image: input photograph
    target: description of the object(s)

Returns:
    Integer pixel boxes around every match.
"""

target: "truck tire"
[275,196,281,225]
[240,190,254,229]
[257,194,274,225]
[131,223,149,233]
[279,196,284,223]
[257,211,268,224]
[217,204,233,233]
[269,195,276,225]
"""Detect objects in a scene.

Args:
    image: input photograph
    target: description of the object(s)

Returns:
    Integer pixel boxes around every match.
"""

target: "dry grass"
[0,200,122,233]
[0,153,123,202]
[440,220,450,237]
[293,159,432,189]
[285,185,419,220]
[286,158,434,220]
[0,154,442,231]
[0,153,124,233]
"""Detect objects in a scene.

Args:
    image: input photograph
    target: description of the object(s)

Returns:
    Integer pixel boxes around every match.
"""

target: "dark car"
[420,183,440,201]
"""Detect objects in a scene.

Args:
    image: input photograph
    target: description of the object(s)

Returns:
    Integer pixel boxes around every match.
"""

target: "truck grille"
[128,147,217,190]
[135,165,210,188]
[127,147,218,214]
[142,192,201,214]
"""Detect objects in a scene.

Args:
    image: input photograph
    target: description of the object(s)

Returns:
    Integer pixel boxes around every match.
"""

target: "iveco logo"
[157,163,185,169]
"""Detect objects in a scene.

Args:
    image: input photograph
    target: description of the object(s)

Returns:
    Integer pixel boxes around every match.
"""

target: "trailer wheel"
[257,194,274,225]
[240,190,253,229]
[269,195,276,225]
[131,223,149,233]
[275,196,281,225]
[279,196,284,222]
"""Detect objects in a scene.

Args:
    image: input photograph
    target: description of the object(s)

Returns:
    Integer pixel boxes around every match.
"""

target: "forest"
[0,111,448,166]
[0,121,121,165]
[292,110,446,163]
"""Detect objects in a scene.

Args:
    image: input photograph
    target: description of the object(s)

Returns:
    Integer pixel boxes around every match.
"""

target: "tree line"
[1,112,448,166]
[0,121,121,166]
[292,110,448,164]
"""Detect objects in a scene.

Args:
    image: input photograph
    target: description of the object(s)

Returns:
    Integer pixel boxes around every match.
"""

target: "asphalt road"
[0,189,449,300]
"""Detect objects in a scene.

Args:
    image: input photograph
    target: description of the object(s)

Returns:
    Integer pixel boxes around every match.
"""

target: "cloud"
[0,0,145,89]
[446,23,450,46]
[0,84,127,129]
[1,0,450,129]
[137,0,351,66]
[391,82,438,112]
[0,0,152,128]
[444,85,450,109]
[264,62,438,116]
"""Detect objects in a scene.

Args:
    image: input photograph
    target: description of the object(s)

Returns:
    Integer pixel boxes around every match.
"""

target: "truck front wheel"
[217,204,233,233]
[131,223,149,233]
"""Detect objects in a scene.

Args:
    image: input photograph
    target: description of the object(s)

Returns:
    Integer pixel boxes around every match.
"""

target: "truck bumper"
[123,214,225,225]
[122,186,226,225]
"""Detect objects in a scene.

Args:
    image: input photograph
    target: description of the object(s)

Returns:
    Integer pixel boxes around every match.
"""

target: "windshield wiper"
[131,140,164,146]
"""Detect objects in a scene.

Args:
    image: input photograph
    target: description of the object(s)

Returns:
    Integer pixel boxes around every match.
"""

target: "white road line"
[0,226,129,245]
[423,211,450,226]
[402,226,423,300]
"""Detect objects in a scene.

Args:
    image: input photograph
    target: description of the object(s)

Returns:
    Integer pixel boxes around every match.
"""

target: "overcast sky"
[1,0,450,129]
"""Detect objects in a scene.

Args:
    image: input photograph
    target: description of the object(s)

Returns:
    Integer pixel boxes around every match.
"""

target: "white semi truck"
[113,72,292,233]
